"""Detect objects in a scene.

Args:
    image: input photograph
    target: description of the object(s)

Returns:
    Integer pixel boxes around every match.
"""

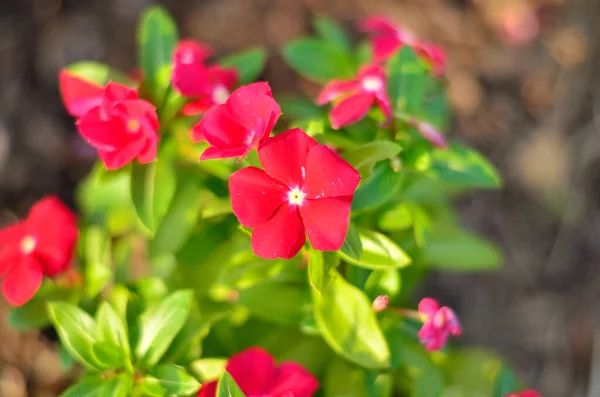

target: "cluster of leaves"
[7,6,527,397]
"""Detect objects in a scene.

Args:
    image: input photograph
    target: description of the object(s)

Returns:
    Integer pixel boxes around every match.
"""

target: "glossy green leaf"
[152,364,201,396]
[98,373,133,397]
[95,302,130,359]
[313,15,351,53]
[83,227,112,299]
[47,302,100,370]
[378,204,414,232]
[312,273,390,369]
[282,38,355,83]
[387,46,428,114]
[364,269,401,300]
[135,290,194,369]
[67,61,134,86]
[238,281,309,325]
[137,6,179,102]
[308,249,340,293]
[340,222,362,261]
[423,227,502,271]
[190,358,227,382]
[442,348,504,395]
[217,371,247,397]
[324,358,369,397]
[342,141,402,170]
[341,229,411,269]
[140,377,167,396]
[494,364,519,397]
[92,341,127,369]
[219,48,266,85]
[352,162,403,211]
[60,375,104,397]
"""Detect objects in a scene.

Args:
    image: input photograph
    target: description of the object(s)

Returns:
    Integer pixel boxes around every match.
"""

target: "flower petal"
[229,166,288,227]
[183,98,215,116]
[418,322,447,351]
[190,117,206,142]
[304,145,360,199]
[251,205,305,260]
[197,380,217,397]
[265,362,319,397]
[209,66,238,89]
[103,82,138,107]
[202,106,248,148]
[258,128,318,188]
[316,80,358,105]
[418,297,440,317]
[98,138,146,170]
[226,83,281,134]
[58,70,104,118]
[200,145,248,161]
[2,255,43,307]
[76,107,132,150]
[0,246,20,277]
[299,197,352,251]
[329,92,375,130]
[0,221,25,246]
[359,16,400,35]
[226,347,276,396]
[371,36,403,63]
[374,91,392,126]
[136,135,158,164]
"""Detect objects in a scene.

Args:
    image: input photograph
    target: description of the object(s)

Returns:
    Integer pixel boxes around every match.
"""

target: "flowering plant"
[1,7,542,397]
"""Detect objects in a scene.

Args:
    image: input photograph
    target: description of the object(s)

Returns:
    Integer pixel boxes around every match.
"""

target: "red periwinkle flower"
[183,65,238,118]
[171,39,215,97]
[0,197,78,306]
[76,82,159,170]
[229,128,360,259]
[506,391,542,397]
[199,82,281,161]
[59,70,105,118]
[197,347,319,397]
[417,297,462,351]
[359,16,446,76]
[316,65,391,130]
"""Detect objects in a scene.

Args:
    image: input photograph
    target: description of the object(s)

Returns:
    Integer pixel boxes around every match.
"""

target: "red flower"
[76,82,159,170]
[0,197,78,306]
[417,298,462,351]
[506,390,542,397]
[183,65,238,118]
[59,70,105,118]
[229,128,360,259]
[359,16,446,76]
[197,347,318,397]
[316,65,391,130]
[199,82,281,161]
[171,39,215,97]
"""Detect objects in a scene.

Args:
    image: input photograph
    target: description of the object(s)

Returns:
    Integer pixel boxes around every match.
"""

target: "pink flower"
[414,121,447,149]
[199,82,281,161]
[229,128,360,259]
[417,297,462,351]
[316,65,391,130]
[372,295,389,312]
[0,197,78,306]
[183,65,238,118]
[58,70,105,118]
[76,82,159,170]
[359,16,446,76]
[197,347,319,397]
[171,39,215,97]
[506,391,542,397]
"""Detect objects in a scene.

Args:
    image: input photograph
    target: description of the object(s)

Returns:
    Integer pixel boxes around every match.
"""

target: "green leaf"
[219,48,267,85]
[67,61,134,86]
[423,227,502,271]
[441,348,504,395]
[140,377,167,396]
[313,15,351,53]
[364,269,401,300]
[352,162,403,211]
[137,5,179,102]
[386,46,428,115]
[420,143,501,189]
[312,273,390,369]
[98,373,133,397]
[414,365,446,397]
[190,358,227,382]
[61,375,104,397]
[308,250,340,293]
[152,364,201,396]
[378,204,414,232]
[95,302,130,362]
[82,227,112,299]
[494,364,519,397]
[237,281,309,325]
[92,341,127,369]
[282,38,355,83]
[277,96,325,121]
[217,372,247,397]
[340,222,362,261]
[9,281,73,330]
[342,141,402,170]
[135,290,194,368]
[47,302,100,370]
[341,229,411,269]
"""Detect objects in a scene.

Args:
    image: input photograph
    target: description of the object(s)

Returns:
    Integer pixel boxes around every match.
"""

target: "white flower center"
[287,187,306,206]
[20,236,36,255]
[362,76,383,92]
[212,85,230,105]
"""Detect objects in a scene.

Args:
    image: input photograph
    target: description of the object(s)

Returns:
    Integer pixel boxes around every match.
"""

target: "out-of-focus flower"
[199,82,281,161]
[417,297,462,351]
[372,295,389,312]
[58,70,105,118]
[76,82,159,170]
[0,197,78,306]
[505,390,542,397]
[171,39,215,97]
[229,128,360,259]
[498,2,540,46]
[184,65,238,118]
[359,16,446,76]
[413,121,448,149]
[197,347,319,397]
[316,65,391,130]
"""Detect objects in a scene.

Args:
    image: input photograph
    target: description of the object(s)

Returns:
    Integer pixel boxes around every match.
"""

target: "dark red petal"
[265,362,319,397]
[0,222,26,246]
[371,36,403,63]
[174,39,213,65]
[329,92,375,130]
[136,135,158,164]
[251,205,306,260]
[213,67,238,89]
[2,255,43,307]
[103,82,138,107]
[258,128,318,188]
[172,63,213,97]
[0,246,20,277]
[202,106,248,148]
[299,197,352,251]
[226,347,276,396]
[303,145,360,199]
[77,107,132,150]
[199,145,247,161]
[183,98,215,116]
[316,80,357,105]
[98,138,146,170]
[359,16,400,35]
[229,167,288,227]
[196,381,217,397]
[226,84,281,133]
[58,70,104,118]
[190,118,206,142]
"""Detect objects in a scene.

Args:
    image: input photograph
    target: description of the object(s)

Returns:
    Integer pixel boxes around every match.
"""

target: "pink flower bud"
[372,295,389,312]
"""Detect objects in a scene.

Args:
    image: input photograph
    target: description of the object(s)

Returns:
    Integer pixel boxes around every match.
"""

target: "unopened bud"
[372,295,389,312]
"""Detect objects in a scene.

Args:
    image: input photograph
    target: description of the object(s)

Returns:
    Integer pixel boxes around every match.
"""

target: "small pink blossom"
[316,65,391,130]
[506,390,542,397]
[372,295,389,312]
[417,297,462,351]
[415,121,447,149]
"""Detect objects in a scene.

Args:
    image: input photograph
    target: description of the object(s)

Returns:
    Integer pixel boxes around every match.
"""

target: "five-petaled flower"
[359,16,446,76]
[75,82,160,170]
[199,82,281,161]
[229,128,360,259]
[59,69,105,118]
[0,196,78,306]
[417,297,462,351]
[506,391,542,397]
[316,65,391,130]
[197,346,319,397]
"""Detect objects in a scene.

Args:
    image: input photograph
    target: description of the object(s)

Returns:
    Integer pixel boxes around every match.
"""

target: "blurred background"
[0,0,596,396]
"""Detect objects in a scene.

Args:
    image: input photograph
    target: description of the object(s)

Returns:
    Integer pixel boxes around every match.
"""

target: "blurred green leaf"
[387,46,428,115]
[277,96,325,121]
[378,204,414,232]
[312,273,390,369]
[493,364,520,397]
[414,365,446,397]
[190,358,227,382]
[152,364,201,396]
[341,229,411,270]
[282,38,355,83]
[441,347,504,395]
[342,141,402,170]
[67,61,134,86]
[98,373,133,397]
[217,372,247,397]
[91,341,127,369]
[60,375,104,397]
[352,162,403,211]
[238,281,309,325]
[95,302,130,361]
[308,250,340,294]
[313,15,352,53]
[140,376,167,396]
[9,280,74,330]
[364,269,401,300]
[324,358,369,397]
[219,48,267,85]
[340,222,362,261]
[82,227,112,299]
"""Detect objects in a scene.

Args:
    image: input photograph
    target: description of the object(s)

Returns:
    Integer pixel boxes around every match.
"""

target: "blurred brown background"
[0,0,597,396]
